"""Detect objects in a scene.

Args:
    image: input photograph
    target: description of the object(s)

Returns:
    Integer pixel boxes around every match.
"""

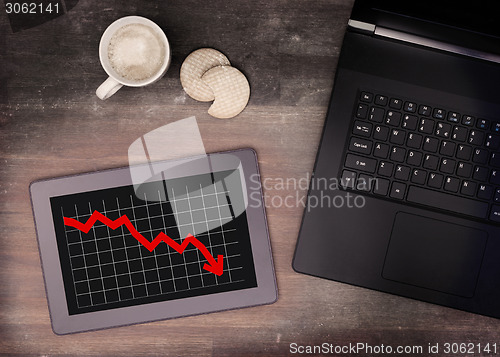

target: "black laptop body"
[293,0,500,318]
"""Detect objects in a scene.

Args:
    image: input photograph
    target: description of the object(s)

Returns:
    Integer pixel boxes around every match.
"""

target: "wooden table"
[1,0,500,355]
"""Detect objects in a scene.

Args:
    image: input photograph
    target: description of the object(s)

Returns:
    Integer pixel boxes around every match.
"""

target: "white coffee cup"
[96,16,171,100]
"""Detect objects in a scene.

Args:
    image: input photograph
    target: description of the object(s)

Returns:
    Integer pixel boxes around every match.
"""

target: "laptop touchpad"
[382,212,488,298]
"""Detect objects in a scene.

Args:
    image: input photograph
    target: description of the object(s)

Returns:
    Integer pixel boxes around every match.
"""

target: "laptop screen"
[370,0,500,38]
[351,0,500,55]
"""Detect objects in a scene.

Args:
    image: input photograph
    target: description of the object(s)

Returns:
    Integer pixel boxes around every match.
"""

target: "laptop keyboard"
[341,90,500,223]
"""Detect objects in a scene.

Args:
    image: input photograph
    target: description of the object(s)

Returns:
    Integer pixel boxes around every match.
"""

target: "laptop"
[293,0,500,318]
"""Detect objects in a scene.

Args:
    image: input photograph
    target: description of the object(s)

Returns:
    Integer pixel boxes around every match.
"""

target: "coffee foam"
[108,23,165,82]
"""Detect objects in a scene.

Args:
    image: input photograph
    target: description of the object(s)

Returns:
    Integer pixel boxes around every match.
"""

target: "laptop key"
[433,108,445,119]
[341,170,357,189]
[473,166,489,182]
[456,144,472,160]
[491,170,500,185]
[419,118,434,134]
[494,189,500,203]
[428,173,444,189]
[452,126,467,142]
[435,122,451,138]
[468,130,484,146]
[374,95,388,106]
[356,104,368,119]
[345,154,376,173]
[373,178,390,196]
[462,115,475,127]
[490,153,500,168]
[477,184,493,200]
[360,92,373,102]
[490,205,500,222]
[394,165,411,181]
[411,169,426,185]
[423,137,439,152]
[418,104,431,116]
[440,158,456,174]
[402,114,418,130]
[404,102,416,113]
[373,125,389,141]
[485,134,500,150]
[369,107,384,123]
[473,148,489,164]
[385,111,402,126]
[461,180,476,197]
[378,161,394,177]
[407,186,489,219]
[349,137,372,155]
[406,132,422,148]
[447,112,460,123]
[457,162,472,178]
[357,174,373,191]
[390,129,405,145]
[423,154,439,170]
[477,118,489,130]
[407,150,422,166]
[352,120,373,137]
[390,147,406,162]
[440,141,455,156]
[390,182,406,199]
[444,177,460,192]
[389,98,402,109]
[373,143,389,158]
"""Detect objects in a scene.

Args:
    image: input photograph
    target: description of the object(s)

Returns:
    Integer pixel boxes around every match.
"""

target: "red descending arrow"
[63,211,224,276]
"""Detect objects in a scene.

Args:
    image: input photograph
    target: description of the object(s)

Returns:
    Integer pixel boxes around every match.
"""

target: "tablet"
[30,148,277,334]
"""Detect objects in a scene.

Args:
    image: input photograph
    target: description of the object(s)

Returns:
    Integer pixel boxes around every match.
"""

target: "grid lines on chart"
[60,179,248,310]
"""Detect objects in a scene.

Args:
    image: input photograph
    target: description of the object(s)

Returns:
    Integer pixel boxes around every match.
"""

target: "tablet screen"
[50,169,257,315]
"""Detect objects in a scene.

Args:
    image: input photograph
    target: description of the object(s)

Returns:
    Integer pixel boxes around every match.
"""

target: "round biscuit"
[180,48,231,102]
[201,66,250,119]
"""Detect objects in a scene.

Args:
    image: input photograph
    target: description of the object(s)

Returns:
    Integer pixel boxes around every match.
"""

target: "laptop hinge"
[375,26,500,65]
[348,19,375,35]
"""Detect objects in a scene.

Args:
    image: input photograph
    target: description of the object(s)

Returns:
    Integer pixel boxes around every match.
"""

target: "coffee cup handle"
[96,77,123,100]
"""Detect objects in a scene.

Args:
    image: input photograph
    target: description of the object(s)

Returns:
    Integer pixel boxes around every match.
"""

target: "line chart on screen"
[63,211,224,276]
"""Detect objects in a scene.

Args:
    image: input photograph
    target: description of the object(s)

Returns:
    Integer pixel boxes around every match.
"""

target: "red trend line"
[63,211,224,276]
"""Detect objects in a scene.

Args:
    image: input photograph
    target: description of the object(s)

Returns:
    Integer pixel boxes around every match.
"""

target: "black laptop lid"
[351,0,500,56]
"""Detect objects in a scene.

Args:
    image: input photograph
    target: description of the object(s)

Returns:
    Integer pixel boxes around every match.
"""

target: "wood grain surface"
[1,0,500,356]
